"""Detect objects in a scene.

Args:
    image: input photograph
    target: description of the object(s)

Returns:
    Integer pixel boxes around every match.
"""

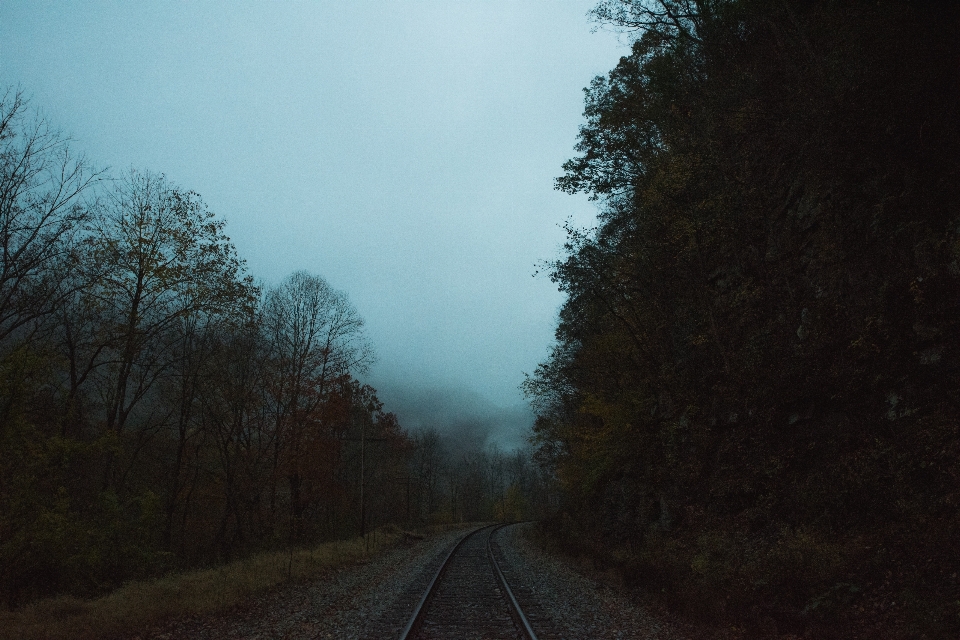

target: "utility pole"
[341,431,389,540]
[360,414,365,540]
[393,474,413,522]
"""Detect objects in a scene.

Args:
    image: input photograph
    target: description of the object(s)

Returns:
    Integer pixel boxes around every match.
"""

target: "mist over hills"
[365,379,535,454]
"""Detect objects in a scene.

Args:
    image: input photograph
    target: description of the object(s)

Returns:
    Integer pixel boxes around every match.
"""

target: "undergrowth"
[0,523,460,640]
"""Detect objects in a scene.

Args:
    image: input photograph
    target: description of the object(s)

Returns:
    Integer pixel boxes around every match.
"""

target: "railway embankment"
[4,522,692,640]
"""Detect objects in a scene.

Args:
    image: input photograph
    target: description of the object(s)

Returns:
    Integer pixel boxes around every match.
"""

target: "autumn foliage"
[0,90,409,607]
[0,86,551,612]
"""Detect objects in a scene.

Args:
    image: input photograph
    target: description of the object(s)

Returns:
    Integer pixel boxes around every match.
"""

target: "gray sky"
[1,1,625,447]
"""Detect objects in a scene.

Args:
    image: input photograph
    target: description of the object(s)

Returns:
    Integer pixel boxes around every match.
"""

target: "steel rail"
[397,523,538,640]
[397,524,494,640]
[488,523,539,640]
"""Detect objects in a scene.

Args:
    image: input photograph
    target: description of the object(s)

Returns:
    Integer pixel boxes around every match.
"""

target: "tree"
[82,169,252,490]
[261,271,374,538]
[0,91,416,609]
[0,87,99,346]
[410,428,445,519]
[531,1,960,634]
[0,88,100,606]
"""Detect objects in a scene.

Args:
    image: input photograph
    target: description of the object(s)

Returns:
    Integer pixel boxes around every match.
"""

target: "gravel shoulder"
[494,523,690,640]
[132,523,690,639]
[132,527,477,640]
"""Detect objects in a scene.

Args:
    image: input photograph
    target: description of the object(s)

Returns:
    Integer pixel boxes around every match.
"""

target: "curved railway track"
[398,524,538,640]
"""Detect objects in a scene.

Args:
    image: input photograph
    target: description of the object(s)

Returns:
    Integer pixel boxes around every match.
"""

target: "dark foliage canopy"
[528,1,960,635]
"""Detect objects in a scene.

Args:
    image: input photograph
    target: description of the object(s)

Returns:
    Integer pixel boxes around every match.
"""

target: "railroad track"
[398,524,538,640]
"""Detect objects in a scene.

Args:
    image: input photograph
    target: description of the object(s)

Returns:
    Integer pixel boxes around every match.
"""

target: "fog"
[371,379,536,454]
[0,1,627,447]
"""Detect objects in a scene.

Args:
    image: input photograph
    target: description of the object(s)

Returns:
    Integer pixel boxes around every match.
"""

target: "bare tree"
[411,428,446,519]
[261,271,374,535]
[0,87,100,347]
[590,0,707,43]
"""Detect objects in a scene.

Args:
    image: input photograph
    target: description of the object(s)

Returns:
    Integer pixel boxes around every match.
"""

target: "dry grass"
[0,526,412,640]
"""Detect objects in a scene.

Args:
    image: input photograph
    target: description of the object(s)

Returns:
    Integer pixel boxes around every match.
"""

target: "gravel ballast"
[135,528,471,640]
[134,523,688,639]
[493,523,689,640]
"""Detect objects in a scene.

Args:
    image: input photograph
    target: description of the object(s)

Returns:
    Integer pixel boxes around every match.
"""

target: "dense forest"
[0,87,550,608]
[526,0,960,637]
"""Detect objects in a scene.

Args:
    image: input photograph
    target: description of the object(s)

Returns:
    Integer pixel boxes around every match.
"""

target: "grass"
[0,524,471,640]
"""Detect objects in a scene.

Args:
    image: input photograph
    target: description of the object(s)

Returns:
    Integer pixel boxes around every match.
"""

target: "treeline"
[407,429,555,525]
[527,1,960,637]
[0,88,543,608]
